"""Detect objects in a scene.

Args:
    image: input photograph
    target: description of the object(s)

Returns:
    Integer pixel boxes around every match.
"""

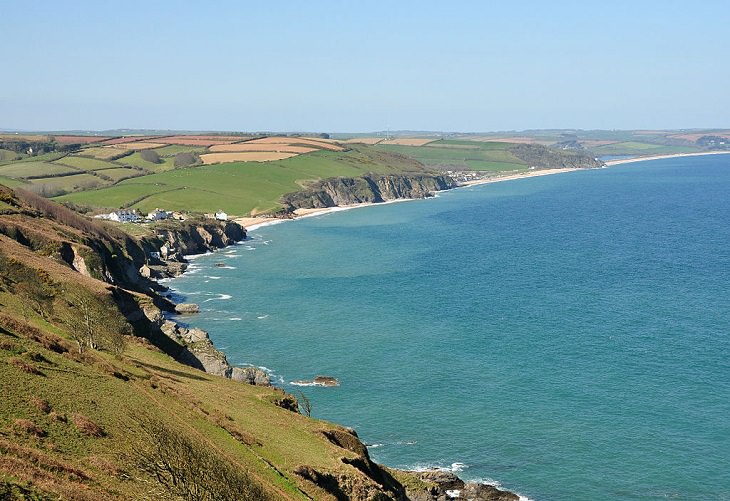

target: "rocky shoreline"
[104,176,519,501]
[118,219,273,386]
[144,226,522,501]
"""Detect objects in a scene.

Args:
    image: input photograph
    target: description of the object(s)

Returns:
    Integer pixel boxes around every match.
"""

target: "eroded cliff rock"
[143,220,245,259]
[280,174,456,211]
[115,293,270,386]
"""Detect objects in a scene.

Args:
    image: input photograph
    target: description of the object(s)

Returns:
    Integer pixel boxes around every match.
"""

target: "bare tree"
[61,289,130,354]
[15,273,54,321]
[132,416,272,500]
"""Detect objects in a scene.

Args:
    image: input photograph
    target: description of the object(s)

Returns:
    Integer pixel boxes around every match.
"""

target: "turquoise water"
[168,156,730,501]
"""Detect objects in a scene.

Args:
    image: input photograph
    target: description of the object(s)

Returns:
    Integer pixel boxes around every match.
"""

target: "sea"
[166,155,730,501]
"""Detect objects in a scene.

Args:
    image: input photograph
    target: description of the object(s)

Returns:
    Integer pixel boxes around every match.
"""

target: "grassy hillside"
[373,140,528,171]
[2,129,711,218]
[590,141,699,156]
[56,147,427,215]
[0,184,434,500]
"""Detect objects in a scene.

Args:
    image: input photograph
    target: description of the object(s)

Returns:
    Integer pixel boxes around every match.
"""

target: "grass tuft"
[8,358,44,376]
[48,411,67,424]
[13,419,46,437]
[30,396,52,414]
[71,414,106,438]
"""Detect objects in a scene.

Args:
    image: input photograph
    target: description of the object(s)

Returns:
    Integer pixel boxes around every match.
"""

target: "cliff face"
[140,220,245,264]
[0,186,252,381]
[0,188,246,291]
[280,174,456,211]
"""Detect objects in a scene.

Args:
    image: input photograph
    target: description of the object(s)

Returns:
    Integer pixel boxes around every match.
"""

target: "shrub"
[139,149,161,164]
[174,152,199,168]
[49,411,67,423]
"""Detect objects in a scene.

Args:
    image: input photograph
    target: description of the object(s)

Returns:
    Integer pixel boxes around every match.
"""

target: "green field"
[152,144,208,156]
[0,161,79,178]
[54,155,116,171]
[374,140,528,171]
[0,176,27,188]
[0,149,22,162]
[76,146,131,160]
[0,152,66,166]
[116,151,175,171]
[93,167,144,182]
[4,131,711,218]
[28,173,106,192]
[58,148,421,214]
[55,182,165,209]
[592,141,700,156]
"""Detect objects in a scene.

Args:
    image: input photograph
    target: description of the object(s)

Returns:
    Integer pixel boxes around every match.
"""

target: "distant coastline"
[603,150,730,166]
[236,168,584,230]
[235,151,730,232]
[183,152,729,500]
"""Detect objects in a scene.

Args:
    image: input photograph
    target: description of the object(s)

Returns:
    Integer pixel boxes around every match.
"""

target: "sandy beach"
[458,167,579,187]
[604,150,730,166]
[234,151,730,232]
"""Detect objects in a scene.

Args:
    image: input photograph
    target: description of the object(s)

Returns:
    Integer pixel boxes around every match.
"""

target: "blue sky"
[3,0,728,132]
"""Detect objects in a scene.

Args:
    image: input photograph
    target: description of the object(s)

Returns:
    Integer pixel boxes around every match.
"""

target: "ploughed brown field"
[113,142,169,150]
[164,135,252,142]
[159,137,240,146]
[208,144,317,154]
[200,152,298,164]
[246,136,344,151]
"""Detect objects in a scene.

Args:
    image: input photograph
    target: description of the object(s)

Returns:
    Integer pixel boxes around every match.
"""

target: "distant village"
[444,170,491,183]
[95,208,229,223]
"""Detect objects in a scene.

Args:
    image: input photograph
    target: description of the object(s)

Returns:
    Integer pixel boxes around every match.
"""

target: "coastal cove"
[167,155,730,501]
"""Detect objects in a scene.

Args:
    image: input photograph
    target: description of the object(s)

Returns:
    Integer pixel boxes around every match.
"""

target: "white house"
[214,210,228,221]
[108,209,140,223]
[147,208,170,221]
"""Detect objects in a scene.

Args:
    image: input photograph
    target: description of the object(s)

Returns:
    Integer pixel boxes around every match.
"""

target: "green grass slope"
[56,147,427,215]
[374,140,528,171]
[591,141,700,156]
[0,185,425,500]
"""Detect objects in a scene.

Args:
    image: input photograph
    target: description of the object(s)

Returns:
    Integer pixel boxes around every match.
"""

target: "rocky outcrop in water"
[406,470,519,501]
[173,303,200,314]
[280,174,456,211]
